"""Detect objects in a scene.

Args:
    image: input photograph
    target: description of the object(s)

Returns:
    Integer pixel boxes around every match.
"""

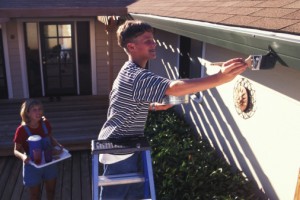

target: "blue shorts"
[23,163,58,187]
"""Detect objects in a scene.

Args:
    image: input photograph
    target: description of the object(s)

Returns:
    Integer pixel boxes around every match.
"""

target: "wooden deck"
[0,150,93,200]
[0,95,109,156]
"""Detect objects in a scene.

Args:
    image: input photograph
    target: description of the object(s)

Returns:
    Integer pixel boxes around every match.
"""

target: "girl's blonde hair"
[20,99,44,125]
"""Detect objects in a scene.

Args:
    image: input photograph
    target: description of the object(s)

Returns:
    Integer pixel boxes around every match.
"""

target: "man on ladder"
[97,20,248,200]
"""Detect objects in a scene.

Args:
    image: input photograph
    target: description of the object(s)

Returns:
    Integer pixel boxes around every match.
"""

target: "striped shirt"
[98,61,171,140]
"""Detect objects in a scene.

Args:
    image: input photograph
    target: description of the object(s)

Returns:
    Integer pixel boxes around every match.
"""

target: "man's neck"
[128,56,147,68]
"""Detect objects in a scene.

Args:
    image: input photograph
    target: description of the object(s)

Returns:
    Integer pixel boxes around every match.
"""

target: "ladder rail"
[92,153,99,200]
[143,150,156,200]
[91,137,156,200]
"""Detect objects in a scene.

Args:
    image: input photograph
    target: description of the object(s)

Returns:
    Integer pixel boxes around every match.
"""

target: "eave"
[131,13,300,71]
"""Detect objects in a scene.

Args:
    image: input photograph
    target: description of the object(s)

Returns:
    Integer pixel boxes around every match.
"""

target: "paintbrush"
[211,51,277,70]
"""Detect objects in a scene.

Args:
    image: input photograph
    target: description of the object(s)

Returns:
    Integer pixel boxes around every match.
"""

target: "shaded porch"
[0,95,109,199]
[0,95,109,156]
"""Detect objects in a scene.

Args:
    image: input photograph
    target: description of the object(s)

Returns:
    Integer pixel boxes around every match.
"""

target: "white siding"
[150,29,300,200]
[203,44,300,200]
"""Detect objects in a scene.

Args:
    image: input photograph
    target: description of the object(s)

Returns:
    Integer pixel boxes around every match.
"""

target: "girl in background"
[13,99,63,200]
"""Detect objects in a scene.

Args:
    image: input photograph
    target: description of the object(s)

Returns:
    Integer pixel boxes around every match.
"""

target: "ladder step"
[98,172,145,186]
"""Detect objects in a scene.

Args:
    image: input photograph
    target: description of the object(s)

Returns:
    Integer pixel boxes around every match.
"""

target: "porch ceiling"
[0,0,136,18]
[131,13,300,71]
[0,8,128,18]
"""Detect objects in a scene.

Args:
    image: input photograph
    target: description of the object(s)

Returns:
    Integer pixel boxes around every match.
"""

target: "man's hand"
[219,58,248,83]
[156,103,173,111]
[149,103,173,111]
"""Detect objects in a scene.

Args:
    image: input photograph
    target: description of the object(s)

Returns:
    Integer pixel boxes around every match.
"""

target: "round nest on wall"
[233,78,257,119]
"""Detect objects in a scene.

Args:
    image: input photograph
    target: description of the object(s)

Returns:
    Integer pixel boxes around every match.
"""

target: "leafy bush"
[145,109,267,200]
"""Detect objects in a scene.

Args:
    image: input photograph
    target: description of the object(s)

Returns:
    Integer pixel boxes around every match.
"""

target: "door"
[0,29,8,99]
[40,22,77,96]
[77,21,92,95]
[24,23,43,97]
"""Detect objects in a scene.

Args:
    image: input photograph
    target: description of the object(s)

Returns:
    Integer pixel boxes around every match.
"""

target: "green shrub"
[145,109,267,200]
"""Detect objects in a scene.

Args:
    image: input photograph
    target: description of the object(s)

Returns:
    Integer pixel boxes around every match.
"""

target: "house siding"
[203,44,300,200]
[149,29,300,200]
[95,21,127,95]
[112,50,127,78]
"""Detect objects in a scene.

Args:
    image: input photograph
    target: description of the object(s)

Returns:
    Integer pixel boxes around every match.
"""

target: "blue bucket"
[27,135,42,160]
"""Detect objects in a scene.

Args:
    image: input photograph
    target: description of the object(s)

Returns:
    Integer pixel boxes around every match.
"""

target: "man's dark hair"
[117,20,153,49]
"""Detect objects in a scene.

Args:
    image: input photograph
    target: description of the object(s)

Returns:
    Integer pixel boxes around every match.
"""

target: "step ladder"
[91,136,156,200]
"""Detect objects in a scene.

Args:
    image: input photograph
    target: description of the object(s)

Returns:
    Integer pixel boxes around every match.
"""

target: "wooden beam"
[0,17,10,23]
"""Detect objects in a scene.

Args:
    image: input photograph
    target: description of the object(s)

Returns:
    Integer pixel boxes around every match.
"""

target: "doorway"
[0,29,8,99]
[24,21,91,97]
[40,22,77,96]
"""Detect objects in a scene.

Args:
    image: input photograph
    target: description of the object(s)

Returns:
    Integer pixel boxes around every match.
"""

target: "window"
[179,36,204,103]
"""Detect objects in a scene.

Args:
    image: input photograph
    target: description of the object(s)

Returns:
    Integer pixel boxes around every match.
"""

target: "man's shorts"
[23,163,58,187]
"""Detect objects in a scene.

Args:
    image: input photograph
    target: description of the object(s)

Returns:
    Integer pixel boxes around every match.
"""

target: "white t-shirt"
[99,153,133,164]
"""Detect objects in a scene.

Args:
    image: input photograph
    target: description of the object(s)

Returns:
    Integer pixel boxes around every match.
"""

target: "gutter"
[130,13,300,71]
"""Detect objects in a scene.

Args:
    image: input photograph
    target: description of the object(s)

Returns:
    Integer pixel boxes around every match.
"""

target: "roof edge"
[130,13,300,71]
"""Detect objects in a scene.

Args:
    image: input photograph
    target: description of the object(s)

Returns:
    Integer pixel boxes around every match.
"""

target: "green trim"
[131,14,300,70]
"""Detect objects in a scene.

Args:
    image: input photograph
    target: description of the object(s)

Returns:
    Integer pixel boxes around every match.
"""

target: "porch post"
[105,17,118,91]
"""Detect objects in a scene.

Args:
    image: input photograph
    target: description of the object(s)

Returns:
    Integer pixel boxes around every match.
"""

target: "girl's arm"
[49,135,63,150]
[45,119,63,150]
[14,143,30,164]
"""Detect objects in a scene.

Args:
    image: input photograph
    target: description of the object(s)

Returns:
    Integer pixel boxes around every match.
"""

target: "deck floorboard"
[0,150,93,200]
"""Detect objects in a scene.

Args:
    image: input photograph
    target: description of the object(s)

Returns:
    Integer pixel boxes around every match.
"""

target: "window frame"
[178,36,205,103]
